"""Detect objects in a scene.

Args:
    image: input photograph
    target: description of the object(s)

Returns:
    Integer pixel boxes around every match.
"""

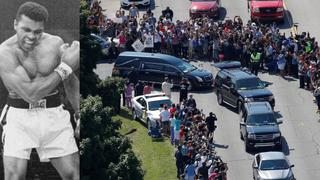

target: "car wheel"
[147,119,151,129]
[275,139,282,151]
[278,16,285,24]
[245,140,251,152]
[240,131,244,140]
[216,9,220,19]
[217,92,223,105]
[237,101,243,114]
[132,109,138,120]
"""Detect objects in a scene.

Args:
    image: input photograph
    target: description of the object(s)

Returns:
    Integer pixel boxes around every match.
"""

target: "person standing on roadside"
[250,49,261,76]
[125,83,134,108]
[129,3,139,18]
[162,77,174,98]
[134,81,144,96]
[314,82,320,113]
[175,145,184,179]
[205,112,217,136]
[179,78,190,103]
[160,104,170,135]
[143,82,154,95]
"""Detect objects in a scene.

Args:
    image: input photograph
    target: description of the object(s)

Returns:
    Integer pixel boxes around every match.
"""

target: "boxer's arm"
[63,73,79,112]
[63,72,80,139]
[0,61,62,103]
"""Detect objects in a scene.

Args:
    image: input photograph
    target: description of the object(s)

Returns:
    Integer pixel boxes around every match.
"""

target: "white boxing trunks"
[2,105,78,162]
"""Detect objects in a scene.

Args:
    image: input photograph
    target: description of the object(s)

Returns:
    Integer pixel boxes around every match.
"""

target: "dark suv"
[240,102,282,152]
[113,52,213,89]
[215,69,275,113]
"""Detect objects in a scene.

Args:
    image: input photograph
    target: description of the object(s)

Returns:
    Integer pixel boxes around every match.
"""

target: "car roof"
[115,51,183,65]
[258,151,286,161]
[135,92,170,102]
[220,69,257,80]
[245,102,273,115]
[212,61,241,69]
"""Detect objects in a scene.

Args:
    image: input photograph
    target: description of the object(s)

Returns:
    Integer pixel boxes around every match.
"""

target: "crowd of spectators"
[88,1,320,90]
[170,96,227,180]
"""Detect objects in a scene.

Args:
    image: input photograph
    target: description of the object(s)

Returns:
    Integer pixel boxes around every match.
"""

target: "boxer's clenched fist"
[60,41,80,71]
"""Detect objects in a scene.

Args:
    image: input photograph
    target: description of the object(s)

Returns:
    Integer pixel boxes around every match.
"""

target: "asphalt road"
[99,0,320,179]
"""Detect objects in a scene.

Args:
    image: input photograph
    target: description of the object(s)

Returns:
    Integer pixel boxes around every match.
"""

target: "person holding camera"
[205,112,217,136]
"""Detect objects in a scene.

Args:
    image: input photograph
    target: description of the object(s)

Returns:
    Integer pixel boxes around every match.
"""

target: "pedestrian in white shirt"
[160,105,170,135]
[162,77,174,98]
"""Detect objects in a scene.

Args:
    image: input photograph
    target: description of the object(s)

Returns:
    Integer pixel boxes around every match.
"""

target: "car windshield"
[260,159,289,170]
[148,99,172,111]
[247,113,276,125]
[176,61,197,73]
[236,78,265,90]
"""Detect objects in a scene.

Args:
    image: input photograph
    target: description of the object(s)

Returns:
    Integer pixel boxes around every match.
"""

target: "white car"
[253,151,295,180]
[120,0,150,8]
[131,92,172,128]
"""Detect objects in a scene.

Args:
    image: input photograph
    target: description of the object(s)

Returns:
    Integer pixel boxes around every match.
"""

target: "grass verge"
[113,109,177,180]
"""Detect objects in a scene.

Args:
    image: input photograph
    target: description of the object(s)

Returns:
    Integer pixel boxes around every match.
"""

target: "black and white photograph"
[0,0,80,179]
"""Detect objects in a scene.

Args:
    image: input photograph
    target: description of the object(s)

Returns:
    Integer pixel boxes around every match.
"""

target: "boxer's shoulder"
[0,43,16,62]
[0,36,18,53]
[39,33,64,50]
[41,33,64,45]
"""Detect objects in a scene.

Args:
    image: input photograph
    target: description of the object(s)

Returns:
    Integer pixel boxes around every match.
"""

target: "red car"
[189,0,220,18]
[248,0,284,23]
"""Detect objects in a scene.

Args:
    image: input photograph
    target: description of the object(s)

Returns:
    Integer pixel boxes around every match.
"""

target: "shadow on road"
[218,102,239,115]
[218,7,227,21]
[213,141,229,149]
[274,111,283,119]
[283,76,297,82]
[277,10,293,30]
[281,136,292,156]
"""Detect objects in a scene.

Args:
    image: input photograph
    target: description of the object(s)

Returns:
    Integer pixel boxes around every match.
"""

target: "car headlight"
[248,133,255,139]
[253,7,260,13]
[276,7,284,12]
[273,133,281,138]
[190,8,197,13]
[244,97,254,102]
[269,95,274,101]
[195,76,203,82]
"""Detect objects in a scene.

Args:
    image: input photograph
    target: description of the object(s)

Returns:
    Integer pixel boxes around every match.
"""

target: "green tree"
[98,76,126,114]
[80,1,143,179]
[80,96,143,180]
[80,0,100,97]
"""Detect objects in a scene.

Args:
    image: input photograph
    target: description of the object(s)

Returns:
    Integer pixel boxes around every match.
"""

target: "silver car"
[120,0,150,8]
[252,151,295,180]
[131,92,172,129]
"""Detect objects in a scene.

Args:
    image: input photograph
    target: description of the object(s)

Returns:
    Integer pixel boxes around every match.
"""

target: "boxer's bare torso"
[0,33,63,100]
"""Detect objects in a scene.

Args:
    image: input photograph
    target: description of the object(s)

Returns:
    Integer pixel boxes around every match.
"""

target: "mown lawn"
[113,109,177,180]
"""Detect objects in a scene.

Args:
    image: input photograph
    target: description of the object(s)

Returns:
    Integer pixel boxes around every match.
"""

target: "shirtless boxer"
[0,2,79,180]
